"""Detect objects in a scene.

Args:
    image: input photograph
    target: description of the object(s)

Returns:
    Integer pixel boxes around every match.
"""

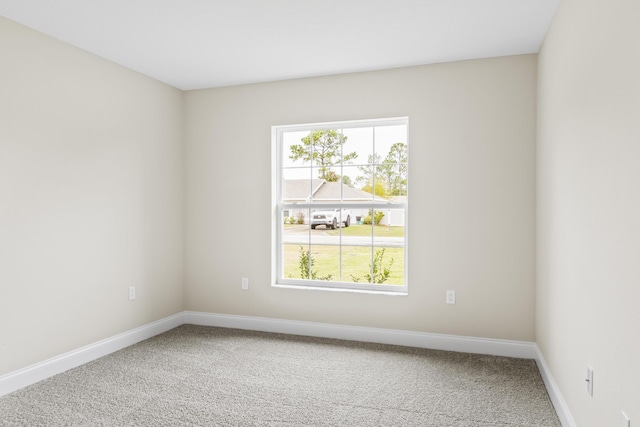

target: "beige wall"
[0,17,184,375]
[537,0,640,425]
[184,55,537,341]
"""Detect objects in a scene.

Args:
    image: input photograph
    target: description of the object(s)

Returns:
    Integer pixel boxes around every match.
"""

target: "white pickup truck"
[310,208,351,229]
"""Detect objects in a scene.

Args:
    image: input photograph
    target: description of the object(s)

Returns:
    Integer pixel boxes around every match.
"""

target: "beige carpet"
[0,325,561,426]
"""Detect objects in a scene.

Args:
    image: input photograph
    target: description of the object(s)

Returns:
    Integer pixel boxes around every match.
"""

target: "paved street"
[282,225,404,248]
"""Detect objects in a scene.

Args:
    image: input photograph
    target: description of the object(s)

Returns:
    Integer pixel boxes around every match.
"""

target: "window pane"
[339,165,358,194]
[372,207,405,286]
[282,207,310,236]
[309,245,339,282]
[374,126,408,197]
[283,130,312,168]
[380,161,408,197]
[372,246,404,286]
[340,165,373,202]
[282,169,315,203]
[282,244,307,280]
[373,208,405,245]
[303,129,346,170]
[341,245,373,283]
[374,125,407,158]
[283,244,342,282]
[342,127,372,167]
[310,211,341,245]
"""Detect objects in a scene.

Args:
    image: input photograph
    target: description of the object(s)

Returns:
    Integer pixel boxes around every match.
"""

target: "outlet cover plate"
[446,290,456,304]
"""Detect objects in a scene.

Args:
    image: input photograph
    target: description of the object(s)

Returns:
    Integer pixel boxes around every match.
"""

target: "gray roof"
[282,179,325,201]
[283,179,388,203]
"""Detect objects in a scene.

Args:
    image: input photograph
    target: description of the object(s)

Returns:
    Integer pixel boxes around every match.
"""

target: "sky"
[281,124,407,182]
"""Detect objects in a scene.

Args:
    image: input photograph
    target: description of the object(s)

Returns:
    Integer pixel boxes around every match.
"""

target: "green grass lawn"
[283,244,404,286]
[325,224,405,237]
[284,224,405,238]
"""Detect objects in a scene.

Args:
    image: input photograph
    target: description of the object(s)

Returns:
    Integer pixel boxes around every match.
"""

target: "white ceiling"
[0,0,559,91]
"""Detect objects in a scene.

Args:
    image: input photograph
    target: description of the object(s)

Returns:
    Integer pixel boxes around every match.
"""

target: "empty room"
[0,0,638,426]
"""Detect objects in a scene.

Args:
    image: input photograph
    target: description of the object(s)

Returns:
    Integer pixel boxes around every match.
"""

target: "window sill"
[272,283,408,296]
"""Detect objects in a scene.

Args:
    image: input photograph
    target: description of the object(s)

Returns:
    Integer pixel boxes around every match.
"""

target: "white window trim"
[272,117,408,294]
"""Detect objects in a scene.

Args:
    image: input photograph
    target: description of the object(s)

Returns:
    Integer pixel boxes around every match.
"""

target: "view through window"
[274,117,408,293]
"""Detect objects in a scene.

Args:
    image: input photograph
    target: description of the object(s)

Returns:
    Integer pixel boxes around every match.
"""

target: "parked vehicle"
[310,208,351,229]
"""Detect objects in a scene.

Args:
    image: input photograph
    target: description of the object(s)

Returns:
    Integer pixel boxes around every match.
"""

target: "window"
[273,117,408,293]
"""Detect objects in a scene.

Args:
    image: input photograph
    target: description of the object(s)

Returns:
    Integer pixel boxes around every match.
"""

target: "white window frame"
[272,117,408,294]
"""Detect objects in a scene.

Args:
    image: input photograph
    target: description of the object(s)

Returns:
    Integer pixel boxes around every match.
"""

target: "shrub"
[298,246,332,281]
[296,212,305,224]
[362,209,385,225]
[350,248,394,284]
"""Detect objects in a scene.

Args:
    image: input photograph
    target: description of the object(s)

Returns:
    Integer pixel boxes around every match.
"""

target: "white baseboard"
[535,346,577,427]
[0,312,184,398]
[1,308,575,427]
[184,311,538,359]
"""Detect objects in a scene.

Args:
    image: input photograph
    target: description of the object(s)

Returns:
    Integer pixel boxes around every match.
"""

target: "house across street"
[282,179,405,226]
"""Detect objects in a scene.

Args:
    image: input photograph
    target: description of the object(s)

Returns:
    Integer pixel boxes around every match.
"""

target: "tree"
[289,130,357,180]
[322,169,341,182]
[356,143,407,197]
[355,154,387,196]
[360,181,389,198]
[382,142,407,196]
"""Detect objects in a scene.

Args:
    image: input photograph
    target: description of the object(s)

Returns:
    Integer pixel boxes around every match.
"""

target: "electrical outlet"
[586,366,593,397]
[241,277,249,290]
[621,411,630,427]
[446,290,456,304]
[129,286,136,301]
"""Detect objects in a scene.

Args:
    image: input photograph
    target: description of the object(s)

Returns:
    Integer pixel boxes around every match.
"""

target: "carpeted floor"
[0,325,561,426]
